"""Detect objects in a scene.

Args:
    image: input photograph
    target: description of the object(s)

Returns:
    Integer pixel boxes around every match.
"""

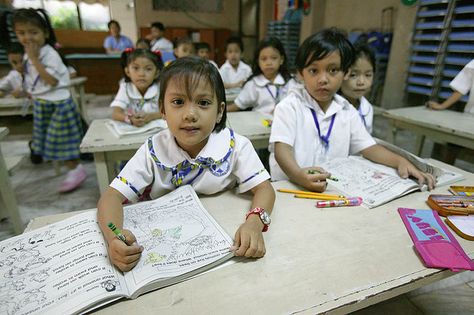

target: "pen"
[107,222,127,244]
[316,197,363,208]
[294,194,346,201]
[307,169,339,181]
[277,189,345,198]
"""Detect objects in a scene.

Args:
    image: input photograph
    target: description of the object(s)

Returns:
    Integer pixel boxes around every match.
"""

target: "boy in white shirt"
[219,36,252,90]
[0,43,24,98]
[195,42,219,68]
[149,22,173,52]
[270,28,435,192]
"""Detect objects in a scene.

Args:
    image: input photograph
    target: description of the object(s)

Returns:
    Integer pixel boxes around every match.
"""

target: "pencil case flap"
[414,241,474,271]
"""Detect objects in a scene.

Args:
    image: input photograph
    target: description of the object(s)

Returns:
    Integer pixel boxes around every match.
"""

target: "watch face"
[260,211,271,225]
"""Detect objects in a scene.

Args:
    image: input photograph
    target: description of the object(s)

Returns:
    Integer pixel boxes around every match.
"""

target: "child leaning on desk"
[111,48,164,126]
[0,43,24,98]
[98,57,276,272]
[269,28,436,192]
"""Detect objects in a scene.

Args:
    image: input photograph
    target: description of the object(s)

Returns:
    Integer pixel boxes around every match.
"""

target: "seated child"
[0,43,24,98]
[98,57,275,271]
[195,42,218,68]
[228,37,295,116]
[270,28,435,192]
[219,36,252,96]
[149,21,173,52]
[136,38,151,50]
[111,49,163,127]
[339,43,376,133]
[163,37,194,67]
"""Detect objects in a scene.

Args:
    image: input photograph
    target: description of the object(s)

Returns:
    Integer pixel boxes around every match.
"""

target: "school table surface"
[81,113,271,193]
[24,160,474,314]
[383,106,474,155]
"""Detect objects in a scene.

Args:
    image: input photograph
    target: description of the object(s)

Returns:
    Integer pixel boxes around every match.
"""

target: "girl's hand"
[11,89,23,98]
[107,229,143,272]
[426,101,445,110]
[298,167,329,192]
[397,160,436,191]
[131,114,146,127]
[24,41,41,61]
[232,215,266,258]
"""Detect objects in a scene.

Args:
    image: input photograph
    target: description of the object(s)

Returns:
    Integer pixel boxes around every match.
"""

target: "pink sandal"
[58,164,87,193]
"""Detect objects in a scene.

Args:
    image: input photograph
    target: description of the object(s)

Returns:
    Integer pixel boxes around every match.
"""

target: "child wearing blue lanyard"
[269,28,435,192]
[340,43,375,134]
[228,37,295,116]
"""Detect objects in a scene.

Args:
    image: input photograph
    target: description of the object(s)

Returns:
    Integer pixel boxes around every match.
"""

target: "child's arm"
[224,80,245,89]
[274,142,329,192]
[427,91,463,110]
[233,180,275,258]
[97,187,144,271]
[141,111,163,124]
[111,106,131,124]
[361,144,435,190]
[25,42,58,87]
[226,103,242,112]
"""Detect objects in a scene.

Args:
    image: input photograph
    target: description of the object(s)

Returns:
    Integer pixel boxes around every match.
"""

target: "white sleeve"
[269,99,297,146]
[43,49,68,80]
[109,140,155,202]
[110,83,128,109]
[450,62,474,95]
[233,135,270,193]
[0,72,15,91]
[349,109,377,154]
[234,80,257,110]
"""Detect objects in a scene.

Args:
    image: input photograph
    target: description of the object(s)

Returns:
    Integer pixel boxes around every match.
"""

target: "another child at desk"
[195,42,218,68]
[111,49,163,127]
[98,57,275,271]
[12,8,87,192]
[227,37,295,115]
[427,59,474,114]
[269,28,435,192]
[163,37,194,67]
[339,43,375,134]
[0,43,24,98]
[219,36,252,97]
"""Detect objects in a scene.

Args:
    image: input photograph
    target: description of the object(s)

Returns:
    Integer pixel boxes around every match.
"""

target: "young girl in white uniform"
[12,8,86,193]
[228,37,294,116]
[111,49,164,126]
[340,43,375,134]
[98,57,276,272]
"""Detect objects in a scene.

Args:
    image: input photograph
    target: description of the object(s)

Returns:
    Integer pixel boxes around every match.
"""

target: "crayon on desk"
[316,197,363,208]
[108,222,127,243]
[307,169,339,181]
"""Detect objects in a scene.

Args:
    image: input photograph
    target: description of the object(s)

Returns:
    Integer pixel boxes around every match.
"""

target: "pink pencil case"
[398,208,474,271]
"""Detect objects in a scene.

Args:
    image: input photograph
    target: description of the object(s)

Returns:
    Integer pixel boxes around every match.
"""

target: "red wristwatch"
[246,207,271,232]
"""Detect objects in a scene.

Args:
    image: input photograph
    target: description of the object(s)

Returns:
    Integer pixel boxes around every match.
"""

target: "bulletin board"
[152,0,223,13]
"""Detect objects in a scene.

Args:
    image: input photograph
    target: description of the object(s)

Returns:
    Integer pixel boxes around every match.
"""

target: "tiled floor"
[1,98,473,314]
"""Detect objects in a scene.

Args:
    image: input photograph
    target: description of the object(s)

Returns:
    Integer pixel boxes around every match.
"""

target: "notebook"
[106,119,167,137]
[446,215,474,241]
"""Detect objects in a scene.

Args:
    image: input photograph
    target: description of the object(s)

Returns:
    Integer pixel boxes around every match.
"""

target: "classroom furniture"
[81,113,271,193]
[407,1,473,104]
[23,159,474,314]
[0,127,23,234]
[66,54,122,94]
[383,106,474,155]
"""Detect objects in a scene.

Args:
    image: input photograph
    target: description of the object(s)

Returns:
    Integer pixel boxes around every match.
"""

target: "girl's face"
[299,51,345,111]
[8,53,24,73]
[14,22,47,48]
[341,56,374,103]
[225,43,242,67]
[161,78,225,158]
[174,43,194,59]
[125,57,158,95]
[258,47,283,81]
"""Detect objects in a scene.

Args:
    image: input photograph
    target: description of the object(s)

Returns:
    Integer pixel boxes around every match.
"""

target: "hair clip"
[123,48,134,53]
[152,50,162,58]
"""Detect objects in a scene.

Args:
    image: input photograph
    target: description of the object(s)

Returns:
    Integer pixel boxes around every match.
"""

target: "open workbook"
[106,118,167,137]
[320,155,464,209]
[0,185,234,315]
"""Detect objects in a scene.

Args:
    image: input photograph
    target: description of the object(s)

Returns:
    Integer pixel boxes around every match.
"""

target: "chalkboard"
[153,0,223,13]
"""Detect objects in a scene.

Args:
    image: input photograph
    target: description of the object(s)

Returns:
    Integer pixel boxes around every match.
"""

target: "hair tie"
[152,50,162,58]
[123,48,134,54]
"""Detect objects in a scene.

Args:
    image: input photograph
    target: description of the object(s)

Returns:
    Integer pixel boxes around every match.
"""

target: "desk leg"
[387,122,397,145]
[78,84,86,121]
[0,148,23,234]
[415,135,426,156]
[93,152,112,194]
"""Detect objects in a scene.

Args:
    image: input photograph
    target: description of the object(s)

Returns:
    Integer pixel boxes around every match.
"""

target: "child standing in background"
[228,37,294,116]
[270,28,435,192]
[339,43,376,134]
[0,43,24,98]
[149,22,173,52]
[219,36,252,94]
[12,8,86,192]
[111,49,163,127]
[98,57,275,271]
[195,42,218,68]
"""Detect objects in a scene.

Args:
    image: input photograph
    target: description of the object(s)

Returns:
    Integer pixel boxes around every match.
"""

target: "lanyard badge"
[310,108,336,152]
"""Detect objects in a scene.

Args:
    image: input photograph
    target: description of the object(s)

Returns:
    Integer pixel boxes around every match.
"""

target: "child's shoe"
[28,140,43,164]
[58,164,87,193]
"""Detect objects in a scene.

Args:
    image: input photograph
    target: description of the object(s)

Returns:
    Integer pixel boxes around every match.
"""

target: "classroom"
[0,0,473,314]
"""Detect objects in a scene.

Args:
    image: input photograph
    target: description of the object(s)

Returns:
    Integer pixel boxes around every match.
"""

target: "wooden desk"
[383,106,474,155]
[0,127,23,234]
[24,160,474,314]
[81,114,272,193]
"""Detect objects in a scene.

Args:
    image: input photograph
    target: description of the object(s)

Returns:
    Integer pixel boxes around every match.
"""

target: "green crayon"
[107,222,127,243]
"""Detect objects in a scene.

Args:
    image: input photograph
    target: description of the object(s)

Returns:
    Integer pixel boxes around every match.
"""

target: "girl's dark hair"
[12,8,57,47]
[352,42,376,73]
[247,37,291,83]
[120,48,163,82]
[296,27,355,73]
[158,56,227,132]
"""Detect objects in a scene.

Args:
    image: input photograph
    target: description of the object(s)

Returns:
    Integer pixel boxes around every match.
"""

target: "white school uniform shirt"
[269,86,376,181]
[234,74,292,115]
[150,37,174,52]
[449,59,474,114]
[219,60,252,85]
[0,69,22,93]
[110,81,159,114]
[110,127,270,202]
[23,44,70,101]
[356,96,374,134]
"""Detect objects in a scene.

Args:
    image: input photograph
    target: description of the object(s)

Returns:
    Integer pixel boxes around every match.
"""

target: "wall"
[109,0,138,43]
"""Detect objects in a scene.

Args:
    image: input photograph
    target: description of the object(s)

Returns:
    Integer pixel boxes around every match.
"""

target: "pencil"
[307,169,339,181]
[277,189,345,198]
[294,194,346,201]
